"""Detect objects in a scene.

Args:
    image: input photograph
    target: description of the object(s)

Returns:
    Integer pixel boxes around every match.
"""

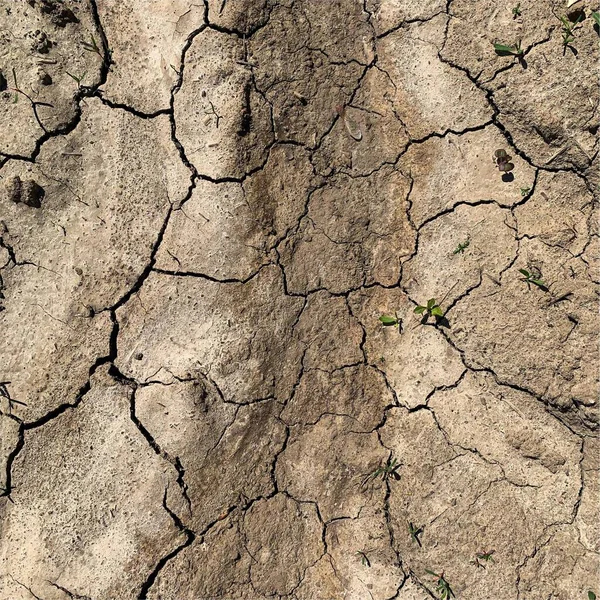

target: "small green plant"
[11,68,18,103]
[453,239,470,255]
[512,3,521,18]
[493,41,524,56]
[82,34,102,57]
[559,13,583,52]
[471,550,495,568]
[494,149,515,173]
[592,12,600,27]
[519,268,548,291]
[379,312,402,330]
[414,298,444,321]
[362,457,401,487]
[66,71,87,86]
[408,522,424,547]
[588,592,596,600]
[426,570,455,600]
[356,551,371,567]
[520,187,531,197]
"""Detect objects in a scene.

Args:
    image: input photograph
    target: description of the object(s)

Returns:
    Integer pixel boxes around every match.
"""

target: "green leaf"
[427,298,436,309]
[518,268,530,278]
[494,43,519,56]
[379,315,398,326]
[588,591,596,600]
[414,306,426,314]
[592,12,600,27]
[431,306,444,317]
[531,279,547,288]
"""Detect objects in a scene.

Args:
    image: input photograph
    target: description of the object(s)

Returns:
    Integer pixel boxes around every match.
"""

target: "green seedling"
[408,522,424,547]
[379,312,402,332]
[66,71,87,86]
[11,68,17,103]
[426,570,455,600]
[414,298,444,320]
[82,34,102,57]
[520,187,531,197]
[362,457,401,487]
[494,148,515,173]
[519,268,548,291]
[592,12,600,27]
[512,3,521,18]
[471,550,495,568]
[453,239,470,255]
[559,13,584,52]
[493,41,524,56]
[356,551,371,567]
[589,592,596,600]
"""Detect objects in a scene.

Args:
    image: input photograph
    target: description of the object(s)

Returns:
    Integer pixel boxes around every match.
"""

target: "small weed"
[589,592,596,600]
[453,239,470,255]
[408,522,424,547]
[356,551,371,567]
[66,71,87,86]
[362,457,401,487]
[512,3,521,18]
[471,550,495,568]
[592,12,600,28]
[519,268,548,291]
[493,41,524,56]
[414,298,444,321]
[559,13,584,52]
[494,149,515,173]
[379,312,402,332]
[11,68,17,103]
[82,35,102,57]
[520,187,531,197]
[426,570,455,600]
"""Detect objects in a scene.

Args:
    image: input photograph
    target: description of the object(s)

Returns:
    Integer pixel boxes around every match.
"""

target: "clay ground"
[0,0,599,598]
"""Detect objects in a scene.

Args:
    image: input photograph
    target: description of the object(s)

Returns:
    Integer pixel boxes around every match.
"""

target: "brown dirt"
[0,1,598,599]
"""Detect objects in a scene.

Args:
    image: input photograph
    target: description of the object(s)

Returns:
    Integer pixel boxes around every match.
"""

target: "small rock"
[134,353,144,361]
[28,30,53,54]
[7,176,45,208]
[40,72,52,86]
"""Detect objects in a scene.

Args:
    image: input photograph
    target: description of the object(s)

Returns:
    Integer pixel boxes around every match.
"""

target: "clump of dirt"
[26,0,78,27]
[7,176,45,208]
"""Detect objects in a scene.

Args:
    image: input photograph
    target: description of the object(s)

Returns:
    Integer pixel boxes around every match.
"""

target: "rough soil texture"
[0,1,598,599]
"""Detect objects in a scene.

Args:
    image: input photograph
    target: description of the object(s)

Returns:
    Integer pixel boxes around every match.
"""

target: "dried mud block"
[279,167,414,294]
[276,415,388,521]
[490,27,599,170]
[116,266,304,401]
[156,144,314,280]
[206,0,274,35]
[0,373,185,600]
[6,176,45,208]
[349,287,465,409]
[377,16,492,139]
[448,237,599,432]
[398,127,535,227]
[97,0,204,113]
[0,0,102,155]
[174,28,273,179]
[248,0,370,145]
[281,365,394,431]
[366,0,446,36]
[403,203,518,306]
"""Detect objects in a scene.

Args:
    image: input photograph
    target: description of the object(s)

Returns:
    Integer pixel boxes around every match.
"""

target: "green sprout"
[559,13,583,52]
[520,187,531,197]
[494,148,515,173]
[82,34,102,57]
[66,71,87,86]
[589,592,596,600]
[471,549,495,568]
[362,457,401,487]
[414,298,444,321]
[493,41,524,56]
[592,12,600,28]
[512,3,521,18]
[356,551,371,567]
[426,570,455,600]
[379,312,402,331]
[453,239,470,255]
[408,522,424,547]
[519,268,548,291]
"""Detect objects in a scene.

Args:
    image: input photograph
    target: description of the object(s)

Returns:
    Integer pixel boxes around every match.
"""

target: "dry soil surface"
[0,1,599,599]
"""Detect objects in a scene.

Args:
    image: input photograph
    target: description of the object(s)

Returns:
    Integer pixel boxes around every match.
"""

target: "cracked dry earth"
[0,0,599,599]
